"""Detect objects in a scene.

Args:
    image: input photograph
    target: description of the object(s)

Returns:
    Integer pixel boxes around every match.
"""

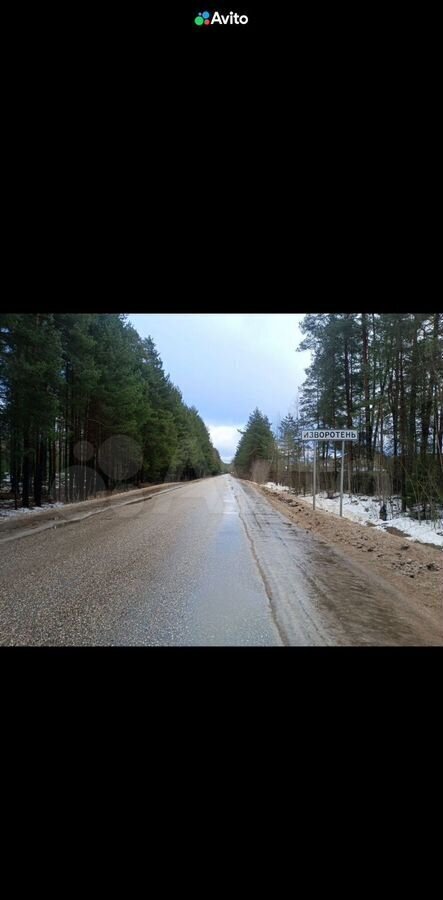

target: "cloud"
[207,424,244,463]
[127,313,311,439]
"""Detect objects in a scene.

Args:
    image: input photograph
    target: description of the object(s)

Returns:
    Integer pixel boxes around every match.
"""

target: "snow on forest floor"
[0,502,65,521]
[264,483,443,548]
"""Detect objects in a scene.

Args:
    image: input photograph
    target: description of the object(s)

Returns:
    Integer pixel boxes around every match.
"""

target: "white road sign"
[301,429,358,440]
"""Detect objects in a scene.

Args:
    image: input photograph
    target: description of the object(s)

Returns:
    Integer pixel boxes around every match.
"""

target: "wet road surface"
[0,475,441,645]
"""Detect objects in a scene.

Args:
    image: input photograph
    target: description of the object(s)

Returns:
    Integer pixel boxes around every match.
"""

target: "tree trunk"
[34,436,43,507]
[399,346,407,512]
[22,428,31,508]
[344,329,353,493]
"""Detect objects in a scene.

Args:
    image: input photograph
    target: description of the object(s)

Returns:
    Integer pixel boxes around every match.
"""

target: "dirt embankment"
[258,486,442,614]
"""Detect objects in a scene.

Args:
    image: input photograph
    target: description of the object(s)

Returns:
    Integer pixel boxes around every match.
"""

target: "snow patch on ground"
[0,502,65,521]
[383,516,443,547]
[264,483,443,548]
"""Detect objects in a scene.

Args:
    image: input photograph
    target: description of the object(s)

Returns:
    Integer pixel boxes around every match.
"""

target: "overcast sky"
[128,314,311,462]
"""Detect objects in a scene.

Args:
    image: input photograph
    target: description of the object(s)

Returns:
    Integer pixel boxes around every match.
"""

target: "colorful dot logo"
[194,11,211,26]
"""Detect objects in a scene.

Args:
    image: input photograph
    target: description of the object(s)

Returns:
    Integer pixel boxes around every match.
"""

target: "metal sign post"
[339,440,345,516]
[301,429,359,514]
[313,442,316,511]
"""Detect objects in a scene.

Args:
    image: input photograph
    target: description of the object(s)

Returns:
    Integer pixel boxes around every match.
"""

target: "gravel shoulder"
[256,484,442,616]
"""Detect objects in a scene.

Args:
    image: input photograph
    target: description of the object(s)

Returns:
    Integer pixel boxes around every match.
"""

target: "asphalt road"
[0,475,441,645]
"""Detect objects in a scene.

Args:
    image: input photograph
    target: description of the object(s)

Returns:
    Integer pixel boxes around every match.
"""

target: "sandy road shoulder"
[256,485,442,614]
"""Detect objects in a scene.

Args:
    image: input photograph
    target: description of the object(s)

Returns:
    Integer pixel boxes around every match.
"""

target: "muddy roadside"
[256,484,442,614]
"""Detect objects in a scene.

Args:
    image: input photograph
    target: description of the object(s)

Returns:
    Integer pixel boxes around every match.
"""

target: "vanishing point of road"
[0,475,441,646]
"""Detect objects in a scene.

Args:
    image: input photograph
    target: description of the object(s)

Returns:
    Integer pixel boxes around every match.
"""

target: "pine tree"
[278,414,301,485]
[296,312,443,510]
[0,315,222,508]
[1,314,62,507]
[234,408,275,481]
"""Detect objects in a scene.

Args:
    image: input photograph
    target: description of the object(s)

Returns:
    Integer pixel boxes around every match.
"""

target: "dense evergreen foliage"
[0,314,222,507]
[233,408,276,481]
[297,313,443,512]
[232,315,443,515]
